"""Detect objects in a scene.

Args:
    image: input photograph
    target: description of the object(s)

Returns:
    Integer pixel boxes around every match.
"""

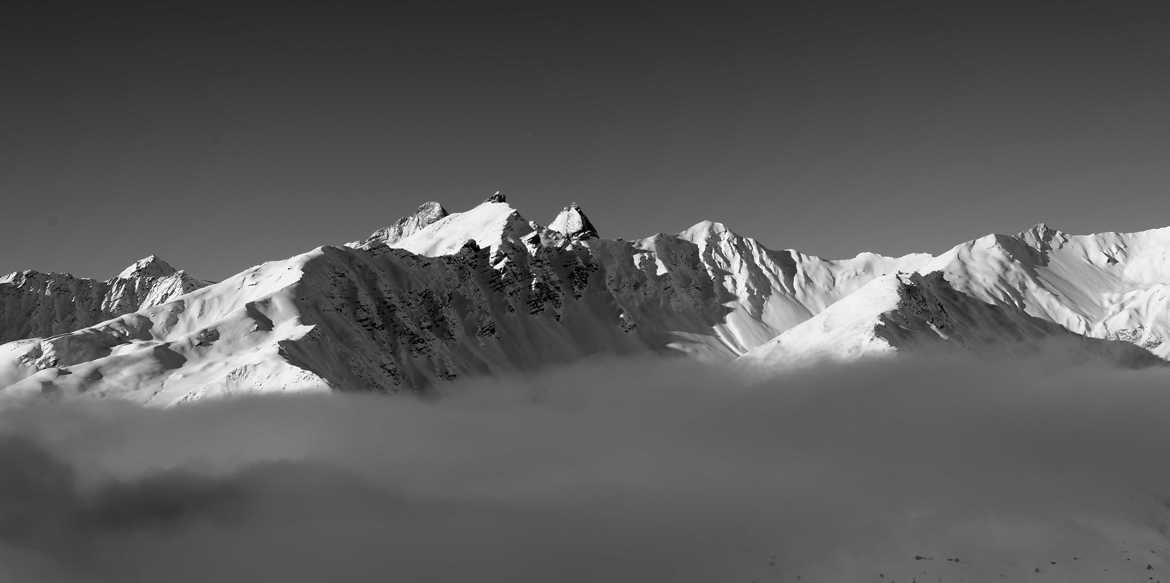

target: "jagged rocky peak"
[116,255,178,279]
[414,201,449,223]
[0,269,40,284]
[679,220,735,242]
[0,254,210,345]
[547,202,599,240]
[384,194,534,258]
[5,205,1170,403]
[485,190,507,203]
[352,200,451,248]
[1018,221,1067,251]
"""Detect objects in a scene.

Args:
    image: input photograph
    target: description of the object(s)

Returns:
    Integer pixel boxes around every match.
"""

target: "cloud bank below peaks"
[2,353,1170,582]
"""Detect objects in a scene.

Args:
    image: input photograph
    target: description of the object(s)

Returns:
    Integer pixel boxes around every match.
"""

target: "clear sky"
[4,1,1170,280]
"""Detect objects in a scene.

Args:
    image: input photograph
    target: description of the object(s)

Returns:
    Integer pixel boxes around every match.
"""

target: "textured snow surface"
[1,197,1168,404]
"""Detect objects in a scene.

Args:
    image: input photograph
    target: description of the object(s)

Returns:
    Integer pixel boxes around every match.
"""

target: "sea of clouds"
[2,352,1170,582]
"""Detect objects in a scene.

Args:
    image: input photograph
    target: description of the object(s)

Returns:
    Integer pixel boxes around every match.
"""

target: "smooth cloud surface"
[3,354,1170,582]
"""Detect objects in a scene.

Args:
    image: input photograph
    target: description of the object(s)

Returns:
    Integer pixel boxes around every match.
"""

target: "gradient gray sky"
[4,1,1170,280]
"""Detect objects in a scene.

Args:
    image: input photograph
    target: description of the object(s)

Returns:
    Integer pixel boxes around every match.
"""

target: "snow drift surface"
[0,193,1167,403]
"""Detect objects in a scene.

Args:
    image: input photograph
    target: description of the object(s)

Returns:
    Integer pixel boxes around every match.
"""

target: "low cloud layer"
[3,354,1170,582]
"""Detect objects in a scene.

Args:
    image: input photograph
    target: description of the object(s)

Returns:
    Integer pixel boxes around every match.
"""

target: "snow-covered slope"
[0,255,208,343]
[0,230,648,403]
[0,193,1166,404]
[643,219,935,354]
[740,272,1160,368]
[921,223,1170,358]
[347,201,449,249]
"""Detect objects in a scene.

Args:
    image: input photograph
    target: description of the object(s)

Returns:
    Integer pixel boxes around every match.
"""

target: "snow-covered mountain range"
[0,255,208,344]
[1,193,1166,404]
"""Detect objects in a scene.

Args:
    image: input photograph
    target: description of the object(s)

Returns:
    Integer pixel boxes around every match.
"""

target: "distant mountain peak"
[351,201,450,249]
[0,269,43,285]
[415,200,448,218]
[679,220,735,242]
[389,196,532,258]
[117,255,178,279]
[1018,221,1067,252]
[485,190,507,203]
[548,202,598,240]
[1020,221,1062,237]
[5,193,1170,403]
[0,255,208,344]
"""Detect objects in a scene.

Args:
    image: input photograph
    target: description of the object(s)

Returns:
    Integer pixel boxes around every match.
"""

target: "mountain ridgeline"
[0,256,209,343]
[1,193,1167,404]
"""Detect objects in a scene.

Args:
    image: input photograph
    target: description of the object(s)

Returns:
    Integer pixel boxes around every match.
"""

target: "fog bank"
[3,355,1170,582]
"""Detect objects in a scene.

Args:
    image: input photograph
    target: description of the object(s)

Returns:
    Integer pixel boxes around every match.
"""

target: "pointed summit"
[351,201,450,248]
[485,190,507,203]
[392,196,532,257]
[678,220,736,244]
[1018,222,1066,253]
[414,201,449,222]
[116,255,178,279]
[547,202,598,240]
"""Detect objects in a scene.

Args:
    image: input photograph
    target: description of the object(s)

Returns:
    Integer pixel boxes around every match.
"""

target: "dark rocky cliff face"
[280,231,744,393]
